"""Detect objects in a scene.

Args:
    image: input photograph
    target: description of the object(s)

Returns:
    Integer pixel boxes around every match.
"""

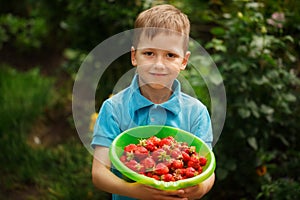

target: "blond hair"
[133,4,190,51]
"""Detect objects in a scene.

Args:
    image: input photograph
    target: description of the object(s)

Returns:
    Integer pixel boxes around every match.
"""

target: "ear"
[131,46,137,66]
[180,51,191,70]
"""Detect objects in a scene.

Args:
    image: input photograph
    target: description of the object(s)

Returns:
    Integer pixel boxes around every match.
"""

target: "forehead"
[136,32,186,55]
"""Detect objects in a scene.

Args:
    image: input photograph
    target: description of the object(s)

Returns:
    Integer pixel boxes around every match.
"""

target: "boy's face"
[131,32,190,90]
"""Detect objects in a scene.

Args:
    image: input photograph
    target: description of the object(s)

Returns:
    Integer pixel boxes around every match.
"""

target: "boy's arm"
[92,146,130,194]
[92,146,189,200]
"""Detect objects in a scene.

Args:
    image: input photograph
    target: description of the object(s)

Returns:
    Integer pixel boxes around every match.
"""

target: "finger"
[143,186,186,199]
[177,185,199,198]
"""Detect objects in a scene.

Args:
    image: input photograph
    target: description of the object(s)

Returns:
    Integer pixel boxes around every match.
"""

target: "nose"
[154,55,165,70]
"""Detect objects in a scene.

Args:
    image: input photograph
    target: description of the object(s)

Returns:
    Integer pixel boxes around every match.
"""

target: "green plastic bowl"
[109,125,216,190]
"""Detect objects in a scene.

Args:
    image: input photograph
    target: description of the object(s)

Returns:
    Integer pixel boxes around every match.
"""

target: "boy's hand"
[178,184,203,200]
[177,173,215,200]
[130,183,188,200]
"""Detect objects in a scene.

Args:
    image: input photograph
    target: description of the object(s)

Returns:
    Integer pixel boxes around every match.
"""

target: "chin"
[148,83,171,90]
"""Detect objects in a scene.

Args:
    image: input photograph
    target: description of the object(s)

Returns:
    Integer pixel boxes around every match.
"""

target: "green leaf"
[260,104,274,115]
[238,107,251,118]
[247,137,258,150]
[283,93,297,102]
[210,27,226,36]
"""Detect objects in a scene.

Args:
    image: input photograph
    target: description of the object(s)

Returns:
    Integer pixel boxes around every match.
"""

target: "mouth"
[150,73,167,77]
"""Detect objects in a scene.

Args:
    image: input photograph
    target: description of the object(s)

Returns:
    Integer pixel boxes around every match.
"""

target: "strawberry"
[151,148,169,162]
[134,146,149,161]
[172,159,184,169]
[185,167,198,178]
[125,159,145,173]
[170,148,182,159]
[173,172,184,181]
[146,173,160,180]
[147,136,161,147]
[199,156,207,166]
[139,139,157,152]
[181,151,191,162]
[198,166,203,174]
[120,155,126,163]
[175,168,186,177]
[159,136,175,147]
[124,144,137,152]
[125,159,139,171]
[152,174,161,180]
[154,163,169,175]
[187,155,200,170]
[163,158,174,170]
[161,173,175,182]
[185,146,196,155]
[135,163,146,173]
[141,157,156,171]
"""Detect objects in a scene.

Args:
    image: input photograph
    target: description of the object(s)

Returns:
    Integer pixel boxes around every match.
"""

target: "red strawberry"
[182,151,191,162]
[161,173,175,182]
[170,148,182,159]
[134,146,149,161]
[135,163,146,173]
[151,148,169,162]
[152,174,161,180]
[125,159,145,173]
[147,136,161,147]
[185,146,196,155]
[146,173,160,180]
[139,139,157,152]
[175,168,186,176]
[198,166,203,174]
[141,157,156,171]
[125,159,139,171]
[172,159,184,169]
[120,155,127,163]
[199,156,207,166]
[159,136,175,147]
[173,172,184,181]
[124,144,137,152]
[163,158,174,169]
[185,167,198,178]
[187,155,200,170]
[154,163,169,175]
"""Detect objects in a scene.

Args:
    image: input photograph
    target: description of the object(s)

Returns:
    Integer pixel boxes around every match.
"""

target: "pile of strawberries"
[120,135,207,182]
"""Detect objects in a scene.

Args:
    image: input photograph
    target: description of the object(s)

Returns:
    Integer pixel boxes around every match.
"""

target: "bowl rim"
[109,125,216,190]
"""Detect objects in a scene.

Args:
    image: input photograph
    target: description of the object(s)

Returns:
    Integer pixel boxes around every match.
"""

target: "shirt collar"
[130,74,181,115]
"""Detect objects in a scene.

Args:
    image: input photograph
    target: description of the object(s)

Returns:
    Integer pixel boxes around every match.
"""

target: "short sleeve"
[91,100,121,149]
[191,107,213,149]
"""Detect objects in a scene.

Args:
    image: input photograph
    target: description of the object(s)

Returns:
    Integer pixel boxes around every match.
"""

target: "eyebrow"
[138,47,182,55]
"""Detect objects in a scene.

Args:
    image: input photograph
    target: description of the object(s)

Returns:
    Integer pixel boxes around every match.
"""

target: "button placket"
[149,105,167,125]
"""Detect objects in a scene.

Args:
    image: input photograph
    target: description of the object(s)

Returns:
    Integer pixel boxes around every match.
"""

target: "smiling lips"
[150,73,167,76]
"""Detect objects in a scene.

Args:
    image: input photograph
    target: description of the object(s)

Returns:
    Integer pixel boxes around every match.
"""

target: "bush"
[195,1,300,199]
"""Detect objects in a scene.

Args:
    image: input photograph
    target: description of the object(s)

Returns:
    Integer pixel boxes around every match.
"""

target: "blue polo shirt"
[91,74,213,200]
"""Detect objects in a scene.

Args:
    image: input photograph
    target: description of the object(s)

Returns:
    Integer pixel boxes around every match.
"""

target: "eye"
[166,53,177,58]
[143,51,154,56]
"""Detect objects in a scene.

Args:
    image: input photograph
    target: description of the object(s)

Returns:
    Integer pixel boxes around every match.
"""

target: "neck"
[139,84,172,104]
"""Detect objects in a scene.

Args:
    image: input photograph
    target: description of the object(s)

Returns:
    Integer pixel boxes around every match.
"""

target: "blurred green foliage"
[0,66,109,199]
[0,0,300,199]
[0,67,54,132]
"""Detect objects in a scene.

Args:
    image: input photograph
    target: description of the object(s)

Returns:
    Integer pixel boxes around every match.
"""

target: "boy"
[91,4,215,200]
